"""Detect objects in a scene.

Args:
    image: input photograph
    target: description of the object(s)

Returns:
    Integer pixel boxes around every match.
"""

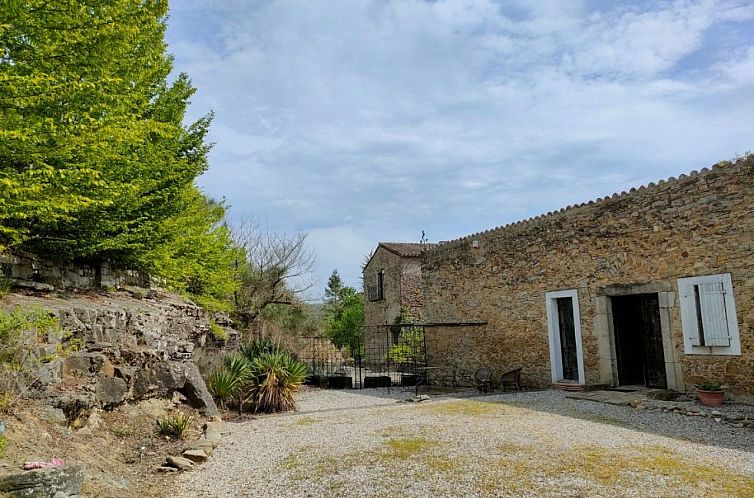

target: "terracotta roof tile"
[378,242,434,257]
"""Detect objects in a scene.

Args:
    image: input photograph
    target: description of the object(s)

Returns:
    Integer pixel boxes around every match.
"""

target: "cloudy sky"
[165,0,754,293]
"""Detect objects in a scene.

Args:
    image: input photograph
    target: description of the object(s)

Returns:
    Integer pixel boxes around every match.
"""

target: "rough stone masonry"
[421,155,754,397]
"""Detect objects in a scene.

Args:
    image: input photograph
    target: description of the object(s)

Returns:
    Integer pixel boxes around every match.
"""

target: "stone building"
[421,155,754,396]
[362,242,431,363]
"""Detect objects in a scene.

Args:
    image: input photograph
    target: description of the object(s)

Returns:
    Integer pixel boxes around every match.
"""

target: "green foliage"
[0,2,238,305]
[209,319,228,341]
[0,306,60,367]
[0,307,69,412]
[0,433,5,458]
[388,309,424,365]
[324,285,364,355]
[208,369,242,408]
[697,382,723,392]
[208,343,306,413]
[388,326,424,365]
[208,353,251,411]
[0,276,11,298]
[156,413,192,438]
[249,351,308,413]
[240,338,282,362]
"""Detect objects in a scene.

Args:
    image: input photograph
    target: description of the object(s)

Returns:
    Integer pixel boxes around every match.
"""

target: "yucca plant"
[249,351,308,413]
[239,338,282,363]
[208,369,242,409]
[157,413,192,438]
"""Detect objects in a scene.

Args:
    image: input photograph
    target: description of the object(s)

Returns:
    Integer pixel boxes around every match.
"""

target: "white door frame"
[545,289,585,384]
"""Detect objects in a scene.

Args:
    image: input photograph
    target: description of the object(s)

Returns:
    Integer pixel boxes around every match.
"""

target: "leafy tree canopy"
[0,1,238,304]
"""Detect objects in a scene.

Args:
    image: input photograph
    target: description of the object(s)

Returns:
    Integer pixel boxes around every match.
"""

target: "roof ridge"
[431,157,749,247]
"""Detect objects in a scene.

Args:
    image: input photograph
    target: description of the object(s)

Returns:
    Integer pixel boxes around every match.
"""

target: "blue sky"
[165,0,754,294]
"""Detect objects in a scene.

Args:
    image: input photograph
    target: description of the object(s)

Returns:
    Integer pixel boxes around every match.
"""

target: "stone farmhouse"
[362,242,432,363]
[366,155,754,396]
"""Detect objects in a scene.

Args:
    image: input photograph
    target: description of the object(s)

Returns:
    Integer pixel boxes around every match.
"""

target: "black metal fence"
[300,324,428,393]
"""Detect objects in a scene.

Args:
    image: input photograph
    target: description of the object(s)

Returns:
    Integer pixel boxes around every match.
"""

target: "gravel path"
[177,389,754,497]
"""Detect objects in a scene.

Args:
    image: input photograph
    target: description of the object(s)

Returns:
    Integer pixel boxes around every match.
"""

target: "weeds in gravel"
[289,416,319,427]
[422,400,502,416]
[382,437,436,460]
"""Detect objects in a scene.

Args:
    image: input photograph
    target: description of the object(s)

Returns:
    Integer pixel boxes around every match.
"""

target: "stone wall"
[0,251,150,291]
[363,247,403,363]
[1,291,229,416]
[363,247,403,329]
[400,258,423,322]
[422,156,754,395]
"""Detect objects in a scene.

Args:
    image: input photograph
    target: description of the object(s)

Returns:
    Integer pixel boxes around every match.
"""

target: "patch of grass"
[422,400,502,416]
[477,443,754,497]
[282,454,302,471]
[382,436,437,460]
[289,416,319,427]
[110,424,136,438]
[423,455,456,472]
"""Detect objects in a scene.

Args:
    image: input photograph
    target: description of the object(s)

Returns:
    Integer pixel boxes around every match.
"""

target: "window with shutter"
[678,273,740,355]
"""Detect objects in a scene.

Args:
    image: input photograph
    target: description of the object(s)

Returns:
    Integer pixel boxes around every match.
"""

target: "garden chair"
[474,367,493,393]
[500,367,523,391]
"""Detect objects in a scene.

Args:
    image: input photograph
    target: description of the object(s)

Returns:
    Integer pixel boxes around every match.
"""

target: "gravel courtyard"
[178,389,754,497]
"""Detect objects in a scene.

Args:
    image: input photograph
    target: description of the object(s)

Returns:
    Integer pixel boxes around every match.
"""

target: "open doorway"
[611,293,667,389]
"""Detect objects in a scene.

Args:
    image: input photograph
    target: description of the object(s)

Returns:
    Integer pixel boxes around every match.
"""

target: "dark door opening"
[556,297,579,381]
[611,293,667,389]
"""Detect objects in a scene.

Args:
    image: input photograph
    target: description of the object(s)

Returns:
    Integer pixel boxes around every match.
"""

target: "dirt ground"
[0,397,210,497]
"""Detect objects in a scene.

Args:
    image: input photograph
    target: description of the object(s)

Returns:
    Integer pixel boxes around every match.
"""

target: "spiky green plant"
[156,413,192,438]
[239,338,282,362]
[249,351,308,413]
[208,369,242,409]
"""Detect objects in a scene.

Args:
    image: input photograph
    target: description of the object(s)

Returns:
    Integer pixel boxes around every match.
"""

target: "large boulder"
[131,361,186,400]
[0,464,84,497]
[95,376,128,407]
[180,363,219,416]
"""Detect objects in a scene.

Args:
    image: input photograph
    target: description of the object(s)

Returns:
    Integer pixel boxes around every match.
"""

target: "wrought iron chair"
[500,367,523,391]
[474,367,493,393]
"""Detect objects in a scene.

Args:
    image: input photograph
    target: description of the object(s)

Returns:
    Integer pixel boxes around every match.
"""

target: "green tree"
[0,1,238,304]
[324,270,343,303]
[323,272,364,355]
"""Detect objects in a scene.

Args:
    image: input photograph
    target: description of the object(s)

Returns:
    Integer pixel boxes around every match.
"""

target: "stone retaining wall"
[422,156,754,395]
[0,251,150,291]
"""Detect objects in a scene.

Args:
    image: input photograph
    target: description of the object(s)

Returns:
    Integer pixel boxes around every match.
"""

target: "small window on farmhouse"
[367,270,385,301]
[377,270,385,300]
[678,273,740,355]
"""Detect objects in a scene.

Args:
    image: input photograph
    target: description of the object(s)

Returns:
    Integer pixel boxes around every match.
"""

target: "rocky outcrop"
[0,464,84,498]
[2,291,235,417]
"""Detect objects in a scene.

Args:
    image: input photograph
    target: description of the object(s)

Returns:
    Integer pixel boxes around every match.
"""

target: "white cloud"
[166,0,754,293]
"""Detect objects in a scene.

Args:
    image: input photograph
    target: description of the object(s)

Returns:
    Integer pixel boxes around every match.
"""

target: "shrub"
[0,307,67,411]
[249,351,308,413]
[156,413,192,438]
[239,338,282,362]
[209,320,228,341]
[0,433,6,459]
[207,343,307,414]
[208,369,241,409]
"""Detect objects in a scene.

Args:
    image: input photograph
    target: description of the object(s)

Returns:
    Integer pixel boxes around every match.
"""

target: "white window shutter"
[699,281,731,347]
[678,281,702,346]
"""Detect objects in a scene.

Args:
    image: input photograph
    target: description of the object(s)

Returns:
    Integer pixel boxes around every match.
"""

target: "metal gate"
[301,324,428,393]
